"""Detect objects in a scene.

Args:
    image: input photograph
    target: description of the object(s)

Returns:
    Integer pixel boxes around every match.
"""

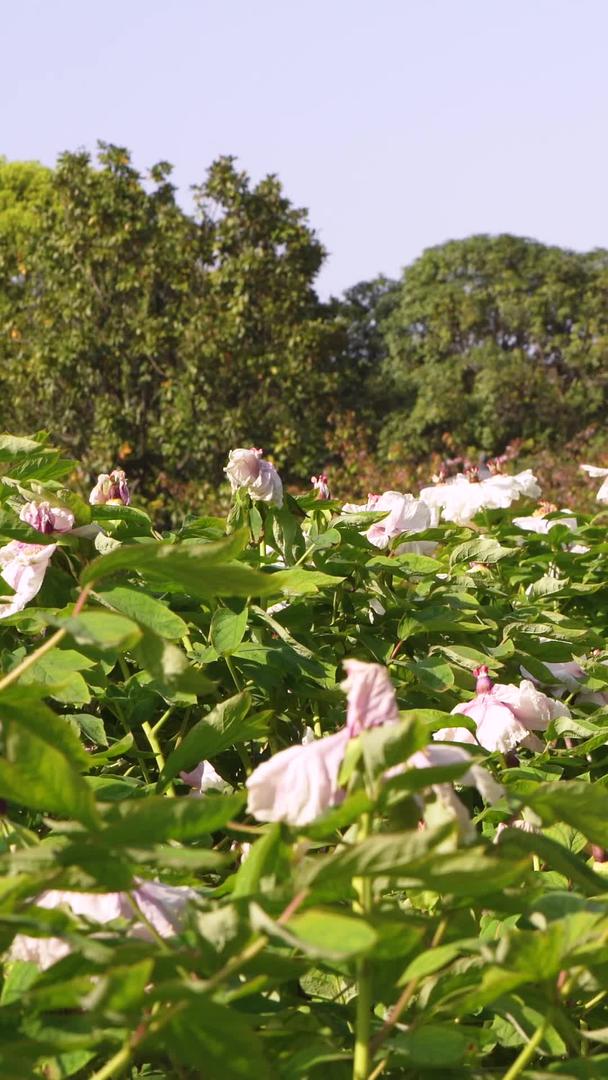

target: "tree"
[379,234,608,460]
[0,146,343,510]
[159,156,343,488]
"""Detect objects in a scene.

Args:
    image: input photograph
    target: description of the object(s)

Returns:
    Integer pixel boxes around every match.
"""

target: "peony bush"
[2,433,608,1077]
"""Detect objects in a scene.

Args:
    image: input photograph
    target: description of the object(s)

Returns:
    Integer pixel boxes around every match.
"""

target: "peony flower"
[19,500,75,535]
[8,880,196,970]
[89,469,130,506]
[420,469,541,525]
[311,474,331,500]
[342,658,399,735]
[245,727,350,826]
[580,464,608,503]
[364,491,434,553]
[225,448,283,507]
[342,493,380,515]
[180,760,232,795]
[246,659,398,826]
[513,512,577,535]
[0,540,56,619]
[435,666,567,753]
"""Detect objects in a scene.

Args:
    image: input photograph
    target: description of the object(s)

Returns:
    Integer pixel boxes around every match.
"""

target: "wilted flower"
[246,659,398,826]
[580,464,608,503]
[89,469,130,506]
[311,474,331,500]
[0,540,56,619]
[225,448,283,507]
[19,500,75,535]
[420,469,541,525]
[180,760,232,795]
[434,665,568,753]
[8,880,196,970]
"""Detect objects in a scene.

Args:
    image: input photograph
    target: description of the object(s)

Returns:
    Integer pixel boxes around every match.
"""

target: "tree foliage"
[0,146,342,510]
[379,234,608,459]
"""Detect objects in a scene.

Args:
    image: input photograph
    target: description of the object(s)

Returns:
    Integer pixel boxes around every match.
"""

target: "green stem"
[353,812,372,1080]
[501,1014,548,1080]
[142,720,175,796]
[89,1041,135,1080]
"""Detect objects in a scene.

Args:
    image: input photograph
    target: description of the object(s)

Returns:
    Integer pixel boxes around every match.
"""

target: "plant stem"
[501,1014,548,1080]
[0,582,92,694]
[142,720,175,796]
[353,812,373,1080]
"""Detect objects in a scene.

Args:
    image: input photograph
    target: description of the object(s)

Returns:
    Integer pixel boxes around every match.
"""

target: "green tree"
[161,156,343,487]
[380,234,608,460]
[0,146,343,509]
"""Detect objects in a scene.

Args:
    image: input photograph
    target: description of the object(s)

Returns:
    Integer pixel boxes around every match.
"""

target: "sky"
[1,0,606,297]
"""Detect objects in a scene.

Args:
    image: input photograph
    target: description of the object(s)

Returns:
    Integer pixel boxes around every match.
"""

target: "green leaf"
[450,537,513,565]
[270,567,345,595]
[0,688,99,827]
[18,649,95,705]
[100,791,245,844]
[286,909,378,959]
[160,997,271,1079]
[159,692,252,785]
[97,586,188,639]
[210,606,248,655]
[407,655,455,692]
[49,610,142,651]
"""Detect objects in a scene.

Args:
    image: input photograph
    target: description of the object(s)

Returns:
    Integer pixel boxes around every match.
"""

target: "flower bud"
[89,469,130,506]
[311,474,331,500]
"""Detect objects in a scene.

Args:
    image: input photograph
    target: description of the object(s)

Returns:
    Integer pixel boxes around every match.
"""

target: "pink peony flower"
[342,658,400,735]
[0,540,56,619]
[225,448,283,507]
[311,474,331,500]
[580,464,608,503]
[435,666,567,753]
[8,880,196,969]
[20,500,75,535]
[89,469,130,506]
[246,660,399,826]
[245,727,351,826]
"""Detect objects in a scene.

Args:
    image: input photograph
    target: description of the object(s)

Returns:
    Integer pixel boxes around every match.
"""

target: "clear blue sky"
[1,0,606,296]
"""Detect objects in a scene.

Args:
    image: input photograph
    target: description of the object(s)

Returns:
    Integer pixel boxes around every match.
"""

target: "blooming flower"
[246,659,399,826]
[224,448,283,507]
[89,469,130,506]
[342,491,435,554]
[512,511,577,534]
[0,540,56,619]
[19,500,75,535]
[311,474,331,500]
[180,760,232,795]
[580,464,608,503]
[419,469,541,525]
[8,880,196,970]
[364,491,433,551]
[434,666,568,753]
